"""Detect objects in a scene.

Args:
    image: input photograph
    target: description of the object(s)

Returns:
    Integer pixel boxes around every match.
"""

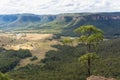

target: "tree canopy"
[75,25,104,52]
[0,72,12,80]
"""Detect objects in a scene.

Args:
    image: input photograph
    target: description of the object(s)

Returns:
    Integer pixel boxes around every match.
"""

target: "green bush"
[30,56,38,61]
[0,72,12,80]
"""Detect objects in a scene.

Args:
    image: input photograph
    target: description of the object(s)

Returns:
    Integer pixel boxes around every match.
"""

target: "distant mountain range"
[0,14,56,30]
[0,12,120,36]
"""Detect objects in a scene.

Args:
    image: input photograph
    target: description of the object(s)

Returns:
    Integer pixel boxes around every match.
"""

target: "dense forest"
[7,38,120,80]
[0,48,32,73]
[0,25,119,80]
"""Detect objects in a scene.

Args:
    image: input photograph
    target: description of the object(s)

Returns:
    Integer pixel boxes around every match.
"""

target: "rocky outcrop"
[87,75,116,80]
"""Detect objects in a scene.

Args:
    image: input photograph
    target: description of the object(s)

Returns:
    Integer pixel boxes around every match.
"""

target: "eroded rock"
[87,75,116,80]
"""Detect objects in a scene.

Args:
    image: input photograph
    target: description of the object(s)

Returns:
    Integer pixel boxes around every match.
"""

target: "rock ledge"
[87,75,116,80]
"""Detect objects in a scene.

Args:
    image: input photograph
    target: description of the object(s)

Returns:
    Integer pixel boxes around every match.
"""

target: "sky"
[0,0,120,14]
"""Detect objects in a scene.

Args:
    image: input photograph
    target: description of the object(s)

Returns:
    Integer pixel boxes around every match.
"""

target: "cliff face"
[56,13,120,21]
[84,14,120,21]
[87,75,116,80]
[61,13,120,36]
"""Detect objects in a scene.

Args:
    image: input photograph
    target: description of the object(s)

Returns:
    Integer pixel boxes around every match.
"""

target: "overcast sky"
[0,0,120,14]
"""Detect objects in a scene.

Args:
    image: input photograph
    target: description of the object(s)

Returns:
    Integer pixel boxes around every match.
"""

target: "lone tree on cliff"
[74,25,104,76]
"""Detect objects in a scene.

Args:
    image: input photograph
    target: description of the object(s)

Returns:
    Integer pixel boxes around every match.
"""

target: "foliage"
[0,72,12,80]
[8,38,120,80]
[0,48,32,73]
[60,37,74,46]
[74,25,103,43]
[74,25,104,76]
[74,25,103,35]
[30,56,38,61]
[79,53,99,64]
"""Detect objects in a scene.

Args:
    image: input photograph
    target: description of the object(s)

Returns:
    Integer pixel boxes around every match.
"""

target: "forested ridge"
[8,38,120,80]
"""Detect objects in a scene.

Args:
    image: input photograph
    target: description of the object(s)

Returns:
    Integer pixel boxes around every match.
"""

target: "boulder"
[87,75,116,80]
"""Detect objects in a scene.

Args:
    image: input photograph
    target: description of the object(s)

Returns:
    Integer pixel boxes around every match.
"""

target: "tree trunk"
[87,44,91,53]
[87,44,91,76]
[88,58,91,76]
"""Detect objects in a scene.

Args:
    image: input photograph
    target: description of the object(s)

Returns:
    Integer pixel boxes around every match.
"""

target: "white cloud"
[0,0,120,14]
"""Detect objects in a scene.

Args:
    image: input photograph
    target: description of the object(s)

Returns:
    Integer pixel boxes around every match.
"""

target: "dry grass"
[17,40,58,68]
[0,33,59,68]
[23,34,53,40]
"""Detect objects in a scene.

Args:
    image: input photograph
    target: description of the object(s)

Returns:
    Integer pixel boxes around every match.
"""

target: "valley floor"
[0,33,59,68]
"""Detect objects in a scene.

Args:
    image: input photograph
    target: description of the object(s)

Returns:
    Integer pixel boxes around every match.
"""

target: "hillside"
[0,12,120,36]
[0,33,58,68]
[8,38,120,80]
[0,13,120,79]
[42,12,120,36]
[0,14,56,31]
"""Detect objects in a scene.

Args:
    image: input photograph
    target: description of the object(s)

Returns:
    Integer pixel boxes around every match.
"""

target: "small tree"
[0,72,12,80]
[74,25,104,76]
[61,38,74,46]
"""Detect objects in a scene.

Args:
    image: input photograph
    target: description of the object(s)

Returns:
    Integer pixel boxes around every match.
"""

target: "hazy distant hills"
[0,12,120,36]
[0,14,56,30]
